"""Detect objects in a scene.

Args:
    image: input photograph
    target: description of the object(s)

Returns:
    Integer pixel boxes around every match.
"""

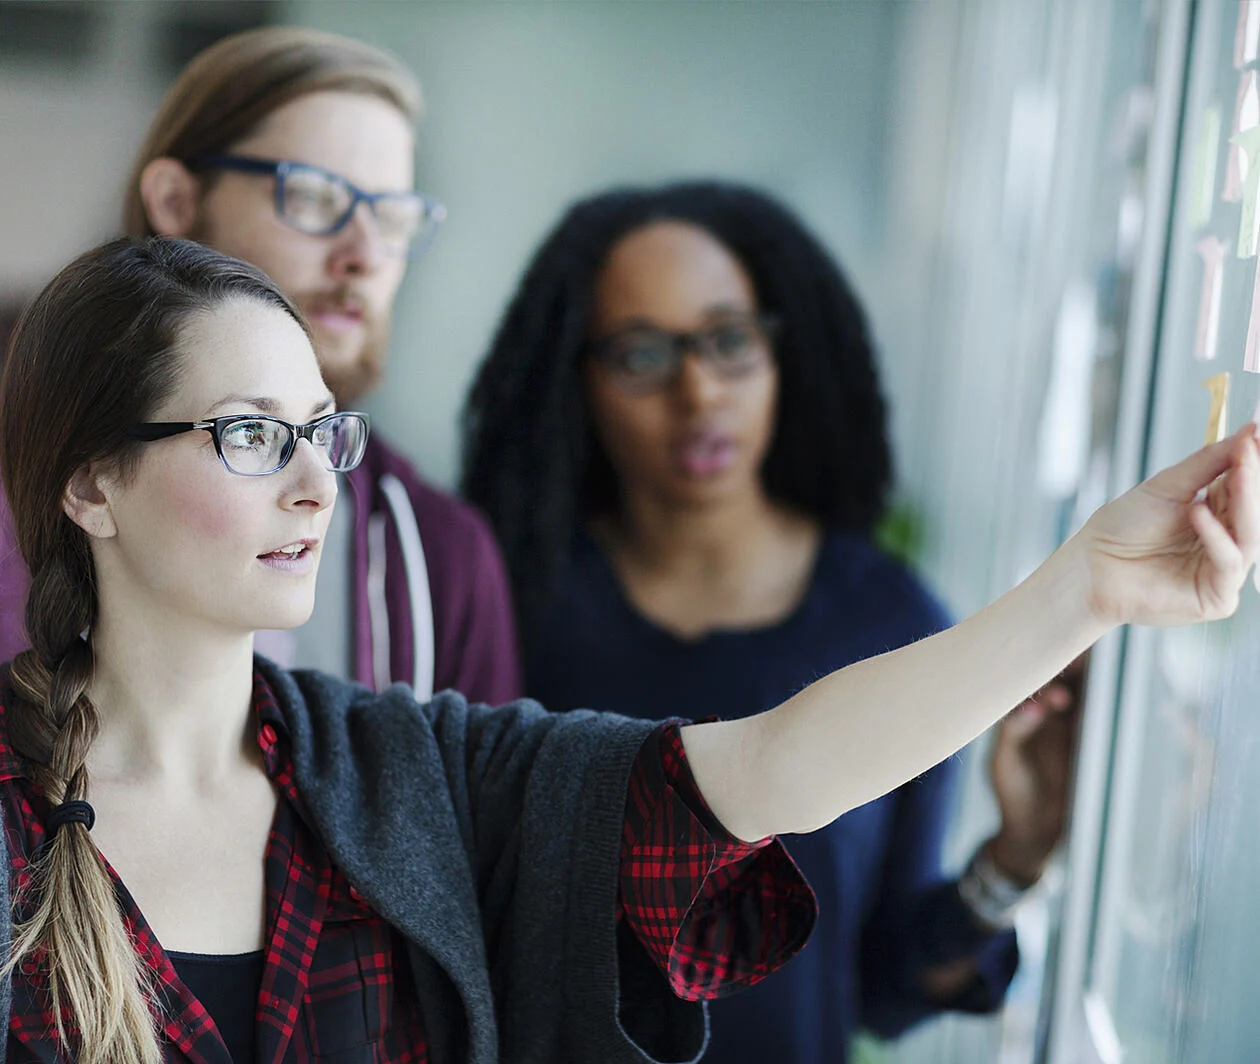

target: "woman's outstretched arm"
[683,427,1260,843]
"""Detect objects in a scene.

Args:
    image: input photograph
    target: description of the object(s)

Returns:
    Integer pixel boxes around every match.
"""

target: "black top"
[168,950,265,1064]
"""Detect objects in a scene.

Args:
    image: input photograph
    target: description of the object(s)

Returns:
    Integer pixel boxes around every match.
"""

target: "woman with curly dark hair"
[463,182,1082,1062]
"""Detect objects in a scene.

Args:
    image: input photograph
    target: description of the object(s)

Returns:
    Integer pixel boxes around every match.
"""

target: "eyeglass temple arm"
[129,422,207,441]
[192,155,279,176]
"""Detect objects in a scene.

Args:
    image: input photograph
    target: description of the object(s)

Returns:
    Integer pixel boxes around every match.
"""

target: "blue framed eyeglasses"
[193,154,446,259]
[130,411,370,477]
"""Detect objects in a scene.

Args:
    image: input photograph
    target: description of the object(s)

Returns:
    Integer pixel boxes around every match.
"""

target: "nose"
[327,201,388,278]
[671,349,726,412]
[280,438,338,513]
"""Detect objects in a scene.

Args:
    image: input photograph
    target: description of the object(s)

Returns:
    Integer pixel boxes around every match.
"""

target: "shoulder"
[260,657,652,780]
[817,532,953,637]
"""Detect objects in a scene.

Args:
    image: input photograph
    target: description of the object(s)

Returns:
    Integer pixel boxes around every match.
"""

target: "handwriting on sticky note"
[1204,372,1230,445]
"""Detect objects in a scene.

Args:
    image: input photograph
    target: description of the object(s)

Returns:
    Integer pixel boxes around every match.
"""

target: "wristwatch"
[956,845,1032,929]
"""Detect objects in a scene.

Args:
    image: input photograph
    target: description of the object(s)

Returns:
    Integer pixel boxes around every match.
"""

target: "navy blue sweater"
[527,532,1019,1064]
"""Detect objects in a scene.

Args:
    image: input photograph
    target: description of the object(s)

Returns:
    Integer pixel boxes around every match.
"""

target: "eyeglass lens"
[598,316,772,388]
[218,414,367,475]
[279,166,431,249]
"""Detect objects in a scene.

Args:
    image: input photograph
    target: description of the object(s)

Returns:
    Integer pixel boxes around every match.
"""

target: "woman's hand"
[1077,426,1260,629]
[986,654,1086,884]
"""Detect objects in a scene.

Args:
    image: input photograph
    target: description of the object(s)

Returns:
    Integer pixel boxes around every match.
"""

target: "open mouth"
[307,296,366,333]
[673,430,737,478]
[258,540,318,568]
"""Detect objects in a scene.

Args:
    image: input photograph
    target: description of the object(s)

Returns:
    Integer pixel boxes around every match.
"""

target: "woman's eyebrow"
[202,394,337,418]
[205,393,280,415]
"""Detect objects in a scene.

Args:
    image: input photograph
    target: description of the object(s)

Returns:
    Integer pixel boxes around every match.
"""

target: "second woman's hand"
[682,428,1260,845]
[986,655,1086,885]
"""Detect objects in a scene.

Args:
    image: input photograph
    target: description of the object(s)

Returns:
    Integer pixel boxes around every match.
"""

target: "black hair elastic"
[46,799,95,836]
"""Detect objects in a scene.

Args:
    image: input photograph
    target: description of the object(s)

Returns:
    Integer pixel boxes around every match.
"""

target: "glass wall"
[1067,2,1260,1062]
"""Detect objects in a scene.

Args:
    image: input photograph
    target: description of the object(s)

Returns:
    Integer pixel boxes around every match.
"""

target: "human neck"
[85,610,257,785]
[606,484,806,575]
[598,485,821,638]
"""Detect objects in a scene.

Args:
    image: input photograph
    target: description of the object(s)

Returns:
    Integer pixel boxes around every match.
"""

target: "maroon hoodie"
[344,434,522,704]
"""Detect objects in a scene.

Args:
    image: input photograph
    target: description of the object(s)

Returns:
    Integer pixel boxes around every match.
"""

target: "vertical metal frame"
[1042,1,1196,1061]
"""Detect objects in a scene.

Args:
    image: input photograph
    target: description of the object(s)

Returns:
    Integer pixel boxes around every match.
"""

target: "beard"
[297,286,392,408]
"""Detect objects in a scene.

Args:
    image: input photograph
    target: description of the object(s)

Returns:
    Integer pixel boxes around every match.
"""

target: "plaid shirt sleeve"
[619,720,817,1002]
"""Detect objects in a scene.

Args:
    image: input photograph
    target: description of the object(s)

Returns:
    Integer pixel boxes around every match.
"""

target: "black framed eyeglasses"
[130,411,370,477]
[192,154,446,259]
[586,313,779,394]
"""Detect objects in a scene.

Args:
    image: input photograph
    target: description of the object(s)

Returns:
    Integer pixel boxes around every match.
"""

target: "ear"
[138,157,201,238]
[62,465,118,541]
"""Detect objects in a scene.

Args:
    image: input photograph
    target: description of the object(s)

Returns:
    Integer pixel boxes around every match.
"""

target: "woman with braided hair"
[0,236,1256,1064]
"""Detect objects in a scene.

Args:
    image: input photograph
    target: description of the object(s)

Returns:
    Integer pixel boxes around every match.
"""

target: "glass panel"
[1086,2,1260,1060]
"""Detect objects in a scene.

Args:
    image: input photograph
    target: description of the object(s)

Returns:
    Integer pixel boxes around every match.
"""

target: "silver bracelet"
[956,846,1032,929]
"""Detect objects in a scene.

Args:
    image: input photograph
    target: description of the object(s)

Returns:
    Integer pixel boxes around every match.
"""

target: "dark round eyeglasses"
[586,313,779,394]
[192,154,446,259]
[130,411,370,477]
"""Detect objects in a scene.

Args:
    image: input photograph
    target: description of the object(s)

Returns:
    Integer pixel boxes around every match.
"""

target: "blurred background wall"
[289,0,927,494]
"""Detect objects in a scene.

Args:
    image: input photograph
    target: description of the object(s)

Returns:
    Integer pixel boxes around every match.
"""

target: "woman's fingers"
[1225,439,1260,566]
[1147,424,1258,502]
[1188,501,1245,611]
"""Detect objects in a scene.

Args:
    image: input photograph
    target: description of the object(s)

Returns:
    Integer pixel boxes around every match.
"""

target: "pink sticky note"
[1195,237,1227,360]
[1237,1,1260,69]
[1245,260,1260,373]
[1224,71,1260,202]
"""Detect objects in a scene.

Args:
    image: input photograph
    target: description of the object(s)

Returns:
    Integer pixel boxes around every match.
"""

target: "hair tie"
[46,799,95,836]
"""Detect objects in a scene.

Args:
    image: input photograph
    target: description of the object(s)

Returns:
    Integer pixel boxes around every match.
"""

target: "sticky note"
[1237,0,1260,69]
[1234,123,1260,257]
[1189,107,1222,230]
[1195,237,1227,361]
[1204,372,1230,445]
[1245,261,1260,373]
[1223,71,1259,203]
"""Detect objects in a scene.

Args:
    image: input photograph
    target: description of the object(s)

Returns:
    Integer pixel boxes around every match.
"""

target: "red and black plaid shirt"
[1,672,815,1062]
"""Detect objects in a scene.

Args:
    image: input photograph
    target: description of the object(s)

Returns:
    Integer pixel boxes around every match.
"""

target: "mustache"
[298,287,377,327]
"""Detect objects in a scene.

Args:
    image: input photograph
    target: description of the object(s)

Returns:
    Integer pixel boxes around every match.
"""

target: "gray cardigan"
[0,659,711,1063]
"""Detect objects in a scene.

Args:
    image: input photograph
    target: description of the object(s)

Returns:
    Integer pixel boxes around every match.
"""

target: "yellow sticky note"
[1204,372,1230,444]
